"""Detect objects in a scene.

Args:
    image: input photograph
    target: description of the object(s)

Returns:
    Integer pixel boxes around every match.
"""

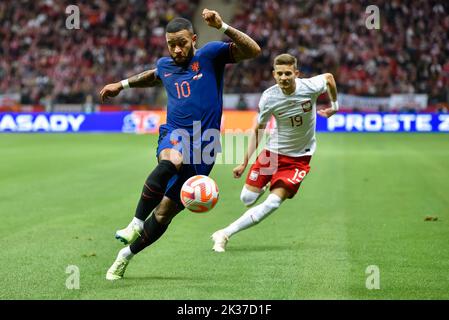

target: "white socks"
[130,217,144,232]
[118,246,134,260]
[240,186,262,207]
[223,193,283,238]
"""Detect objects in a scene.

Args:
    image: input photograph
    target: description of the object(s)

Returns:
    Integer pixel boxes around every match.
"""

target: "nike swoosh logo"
[164,73,172,77]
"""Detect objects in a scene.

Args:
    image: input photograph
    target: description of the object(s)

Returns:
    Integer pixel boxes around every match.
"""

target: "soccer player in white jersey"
[211,53,339,252]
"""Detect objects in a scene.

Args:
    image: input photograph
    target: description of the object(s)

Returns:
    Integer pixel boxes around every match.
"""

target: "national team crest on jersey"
[191,61,200,73]
[301,100,312,112]
[249,170,259,181]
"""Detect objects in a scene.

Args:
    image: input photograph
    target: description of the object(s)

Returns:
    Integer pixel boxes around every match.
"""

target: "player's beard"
[172,45,195,66]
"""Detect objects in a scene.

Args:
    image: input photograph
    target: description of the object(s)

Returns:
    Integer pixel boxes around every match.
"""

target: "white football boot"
[115,224,141,245]
[106,256,130,280]
[211,230,229,253]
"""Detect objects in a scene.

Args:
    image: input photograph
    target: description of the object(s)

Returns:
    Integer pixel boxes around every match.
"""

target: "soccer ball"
[180,175,219,213]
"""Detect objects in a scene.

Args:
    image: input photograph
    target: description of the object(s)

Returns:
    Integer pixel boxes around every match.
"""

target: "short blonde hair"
[273,53,297,69]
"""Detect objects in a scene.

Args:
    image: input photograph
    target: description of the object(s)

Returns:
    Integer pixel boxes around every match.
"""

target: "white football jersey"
[258,75,327,157]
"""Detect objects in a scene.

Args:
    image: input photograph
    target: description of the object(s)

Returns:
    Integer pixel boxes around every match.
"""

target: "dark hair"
[273,53,298,69]
[166,17,194,34]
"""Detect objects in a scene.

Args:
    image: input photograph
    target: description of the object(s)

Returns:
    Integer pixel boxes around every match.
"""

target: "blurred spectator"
[84,94,95,113]
[223,0,449,104]
[0,0,198,106]
[236,94,248,110]
[436,105,448,113]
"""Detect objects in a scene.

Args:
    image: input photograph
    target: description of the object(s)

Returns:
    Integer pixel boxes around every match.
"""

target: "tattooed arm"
[225,27,262,62]
[99,69,161,103]
[128,69,161,88]
[202,8,261,62]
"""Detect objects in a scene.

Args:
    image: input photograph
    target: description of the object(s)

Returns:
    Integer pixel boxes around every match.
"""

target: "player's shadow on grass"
[104,275,207,289]
[125,275,207,281]
[229,244,299,252]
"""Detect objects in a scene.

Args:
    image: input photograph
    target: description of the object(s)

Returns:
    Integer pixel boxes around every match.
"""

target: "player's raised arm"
[99,69,161,103]
[317,73,339,118]
[202,8,261,62]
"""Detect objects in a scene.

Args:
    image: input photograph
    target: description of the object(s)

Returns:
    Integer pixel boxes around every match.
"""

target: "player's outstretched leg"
[107,197,180,280]
[128,212,171,254]
[108,215,166,280]
[115,160,178,244]
[129,197,179,254]
[212,193,283,252]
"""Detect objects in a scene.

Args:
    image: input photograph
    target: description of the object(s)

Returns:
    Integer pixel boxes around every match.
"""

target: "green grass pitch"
[0,133,448,299]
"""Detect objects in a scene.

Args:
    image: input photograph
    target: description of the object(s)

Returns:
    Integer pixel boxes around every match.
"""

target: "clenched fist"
[202,8,224,29]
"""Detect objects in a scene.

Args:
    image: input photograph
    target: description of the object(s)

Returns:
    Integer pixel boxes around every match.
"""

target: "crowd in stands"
[0,0,448,107]
[225,0,449,105]
[0,0,198,106]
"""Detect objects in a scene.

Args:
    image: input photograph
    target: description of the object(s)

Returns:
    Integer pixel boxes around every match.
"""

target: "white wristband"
[219,22,229,33]
[331,100,339,111]
[121,79,130,89]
